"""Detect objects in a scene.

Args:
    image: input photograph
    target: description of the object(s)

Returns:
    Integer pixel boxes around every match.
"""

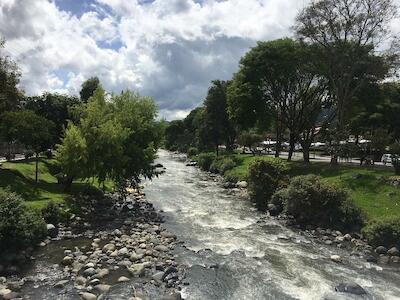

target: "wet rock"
[112,229,122,237]
[127,264,146,277]
[378,255,390,264]
[55,279,69,288]
[76,276,87,285]
[267,204,280,217]
[83,267,97,276]
[344,234,352,241]
[375,246,387,255]
[366,255,378,263]
[2,291,20,300]
[163,292,182,300]
[46,224,58,238]
[89,279,100,286]
[103,244,116,252]
[62,256,74,266]
[335,283,367,295]
[0,289,12,298]
[94,284,111,293]
[94,268,109,279]
[130,253,144,262]
[162,266,178,280]
[152,271,164,282]
[81,292,97,300]
[117,276,130,282]
[154,245,169,252]
[330,255,342,263]
[161,232,176,239]
[236,181,248,188]
[391,256,400,263]
[118,247,129,257]
[387,247,400,256]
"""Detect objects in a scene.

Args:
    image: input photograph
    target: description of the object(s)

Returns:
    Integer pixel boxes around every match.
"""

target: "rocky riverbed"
[0,191,186,300]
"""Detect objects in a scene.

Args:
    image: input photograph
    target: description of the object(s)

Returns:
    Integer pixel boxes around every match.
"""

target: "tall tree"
[295,0,397,163]
[0,110,55,182]
[0,38,22,113]
[228,39,328,161]
[202,80,236,155]
[80,77,100,102]
[24,93,80,144]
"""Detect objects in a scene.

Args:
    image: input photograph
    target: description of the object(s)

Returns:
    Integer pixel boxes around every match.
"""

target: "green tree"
[201,80,236,155]
[228,39,328,161]
[55,123,87,191]
[0,110,55,182]
[24,93,80,144]
[0,38,22,113]
[80,77,100,102]
[295,0,396,164]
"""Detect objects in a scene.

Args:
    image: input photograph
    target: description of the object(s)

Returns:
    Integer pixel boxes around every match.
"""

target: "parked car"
[381,154,393,165]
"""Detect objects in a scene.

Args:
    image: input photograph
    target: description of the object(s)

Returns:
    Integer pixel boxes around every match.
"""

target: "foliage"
[196,152,217,171]
[25,93,80,142]
[237,130,262,153]
[0,38,22,113]
[0,190,46,253]
[41,201,65,225]
[247,158,288,210]
[209,156,238,174]
[362,217,400,248]
[56,88,159,193]
[187,147,198,157]
[80,76,100,102]
[55,123,87,190]
[280,175,364,230]
[201,80,236,153]
[24,150,34,159]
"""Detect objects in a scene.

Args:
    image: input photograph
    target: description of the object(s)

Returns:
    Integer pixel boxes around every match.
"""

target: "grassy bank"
[201,153,400,221]
[0,158,113,209]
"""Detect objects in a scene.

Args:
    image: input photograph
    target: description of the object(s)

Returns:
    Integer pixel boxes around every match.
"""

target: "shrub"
[279,175,364,230]
[209,157,237,174]
[0,191,47,253]
[247,158,288,210]
[196,152,216,171]
[362,218,400,248]
[187,147,198,157]
[41,201,65,225]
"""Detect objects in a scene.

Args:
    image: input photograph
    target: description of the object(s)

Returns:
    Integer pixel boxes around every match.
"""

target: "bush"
[24,150,34,159]
[187,147,198,157]
[41,201,65,225]
[196,152,216,171]
[278,175,364,230]
[0,191,47,253]
[362,218,400,248]
[248,158,288,210]
[209,156,238,174]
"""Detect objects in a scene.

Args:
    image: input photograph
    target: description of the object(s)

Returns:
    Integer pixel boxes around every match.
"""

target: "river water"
[144,150,400,300]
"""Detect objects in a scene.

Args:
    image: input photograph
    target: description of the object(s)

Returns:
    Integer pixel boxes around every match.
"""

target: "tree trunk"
[216,144,219,157]
[287,133,296,162]
[64,177,73,192]
[35,152,39,183]
[275,124,281,158]
[303,144,310,163]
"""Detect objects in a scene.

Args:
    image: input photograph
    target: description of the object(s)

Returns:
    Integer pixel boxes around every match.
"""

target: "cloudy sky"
[1,0,399,120]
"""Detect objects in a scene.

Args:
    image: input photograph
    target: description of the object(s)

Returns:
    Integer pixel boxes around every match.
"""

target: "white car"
[381,154,393,165]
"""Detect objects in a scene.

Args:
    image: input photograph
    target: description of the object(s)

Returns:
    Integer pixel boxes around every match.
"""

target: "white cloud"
[1,0,399,120]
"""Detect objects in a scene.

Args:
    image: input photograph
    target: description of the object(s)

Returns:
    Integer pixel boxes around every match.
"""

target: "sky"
[1,0,399,120]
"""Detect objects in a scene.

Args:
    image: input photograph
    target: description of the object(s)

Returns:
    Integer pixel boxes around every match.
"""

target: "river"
[144,150,400,300]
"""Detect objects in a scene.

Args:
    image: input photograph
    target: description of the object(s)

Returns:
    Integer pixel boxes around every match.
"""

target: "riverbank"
[0,190,185,300]
[185,152,400,266]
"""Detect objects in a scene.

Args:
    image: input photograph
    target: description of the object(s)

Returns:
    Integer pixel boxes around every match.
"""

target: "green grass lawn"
[0,158,113,209]
[224,153,400,221]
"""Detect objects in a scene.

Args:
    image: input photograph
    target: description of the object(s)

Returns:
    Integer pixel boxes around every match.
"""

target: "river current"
[144,150,400,300]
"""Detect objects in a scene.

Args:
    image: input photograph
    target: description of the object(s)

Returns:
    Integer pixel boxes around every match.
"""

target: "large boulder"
[387,247,400,256]
[335,283,367,295]
[375,246,388,255]
[46,224,58,238]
